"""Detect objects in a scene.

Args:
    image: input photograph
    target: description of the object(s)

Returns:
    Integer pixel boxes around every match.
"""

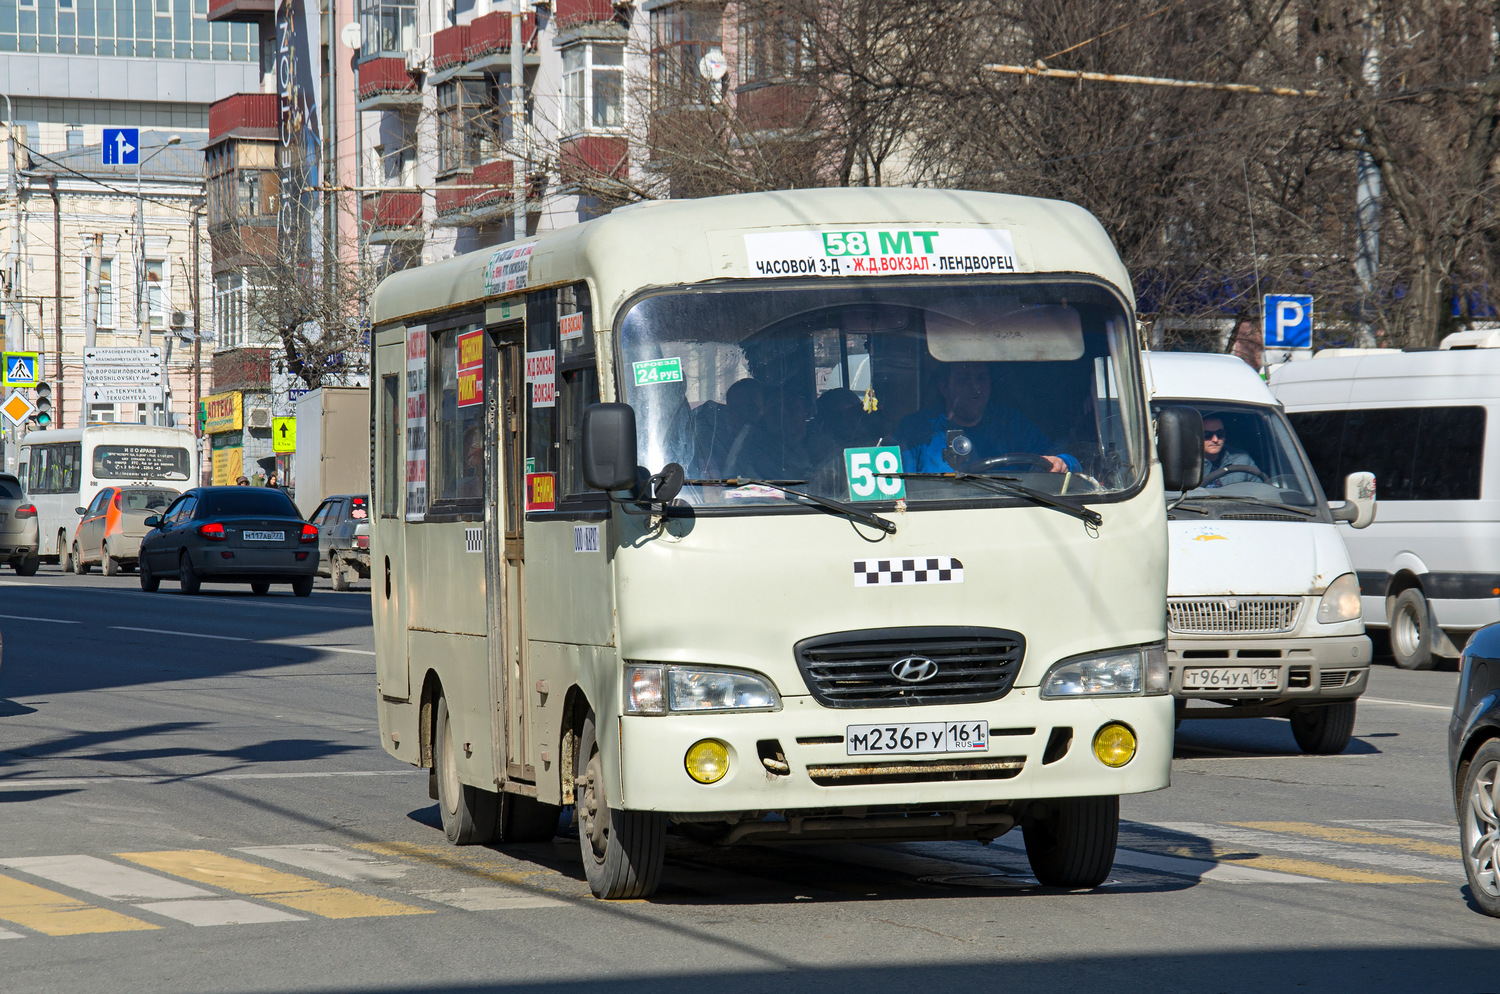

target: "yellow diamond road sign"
[2,391,36,426]
[272,416,296,453]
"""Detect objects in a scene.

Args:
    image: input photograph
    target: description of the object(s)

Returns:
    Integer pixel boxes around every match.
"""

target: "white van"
[1270,344,1500,669]
[1147,352,1374,753]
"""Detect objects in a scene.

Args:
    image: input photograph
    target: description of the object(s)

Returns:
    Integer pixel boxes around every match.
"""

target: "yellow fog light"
[1092,722,1137,768]
[685,739,730,784]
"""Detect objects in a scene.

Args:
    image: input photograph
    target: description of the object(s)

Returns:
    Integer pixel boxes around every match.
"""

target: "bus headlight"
[1316,573,1363,624]
[1041,644,1169,699]
[624,664,782,714]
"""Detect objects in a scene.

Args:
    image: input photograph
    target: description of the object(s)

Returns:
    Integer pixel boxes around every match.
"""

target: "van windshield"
[618,280,1147,509]
[1153,400,1324,514]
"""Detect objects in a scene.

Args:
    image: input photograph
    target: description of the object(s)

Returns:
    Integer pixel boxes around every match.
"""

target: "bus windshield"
[1153,400,1324,513]
[619,279,1147,508]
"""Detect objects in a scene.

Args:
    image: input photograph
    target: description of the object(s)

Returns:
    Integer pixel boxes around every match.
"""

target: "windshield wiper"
[897,473,1102,527]
[682,478,897,535]
[1175,494,1317,518]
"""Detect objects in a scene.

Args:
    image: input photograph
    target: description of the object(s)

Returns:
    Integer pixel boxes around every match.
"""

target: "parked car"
[0,473,39,575]
[1147,352,1375,754]
[1450,621,1500,915]
[309,493,370,591]
[70,485,179,576]
[139,486,320,597]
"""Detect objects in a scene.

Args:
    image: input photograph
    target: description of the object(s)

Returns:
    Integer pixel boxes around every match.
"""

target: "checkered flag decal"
[464,527,483,554]
[854,557,964,586]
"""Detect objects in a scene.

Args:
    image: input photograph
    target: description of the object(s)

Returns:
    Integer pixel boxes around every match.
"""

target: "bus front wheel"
[1022,795,1119,889]
[576,712,665,899]
[434,696,499,845]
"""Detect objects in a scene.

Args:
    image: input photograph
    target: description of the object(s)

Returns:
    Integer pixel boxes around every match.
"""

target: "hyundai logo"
[891,656,940,683]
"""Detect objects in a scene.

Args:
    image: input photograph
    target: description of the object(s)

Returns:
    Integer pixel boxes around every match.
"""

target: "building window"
[360,0,417,59]
[87,255,115,328]
[650,2,722,113]
[146,259,167,329]
[737,10,813,86]
[437,80,498,175]
[562,42,624,137]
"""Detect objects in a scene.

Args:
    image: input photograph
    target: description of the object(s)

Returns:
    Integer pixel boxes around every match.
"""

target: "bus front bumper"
[617,690,1173,815]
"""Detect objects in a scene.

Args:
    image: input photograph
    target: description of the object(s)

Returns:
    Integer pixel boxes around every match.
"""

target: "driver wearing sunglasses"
[1201,414,1259,488]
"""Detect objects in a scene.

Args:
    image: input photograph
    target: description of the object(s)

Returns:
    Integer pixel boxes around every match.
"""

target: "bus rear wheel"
[576,712,665,899]
[434,696,499,845]
[1022,795,1119,889]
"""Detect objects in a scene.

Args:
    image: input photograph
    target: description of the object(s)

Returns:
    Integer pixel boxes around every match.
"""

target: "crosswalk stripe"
[1233,821,1462,859]
[0,855,215,901]
[133,899,306,926]
[116,850,434,919]
[354,842,550,888]
[1117,837,1436,885]
[1333,819,1456,842]
[1154,822,1454,880]
[0,928,24,939]
[0,873,158,936]
[413,888,566,910]
[236,845,411,882]
[988,832,1325,884]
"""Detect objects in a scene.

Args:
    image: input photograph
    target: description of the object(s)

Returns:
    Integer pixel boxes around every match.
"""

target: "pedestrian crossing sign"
[1,351,39,388]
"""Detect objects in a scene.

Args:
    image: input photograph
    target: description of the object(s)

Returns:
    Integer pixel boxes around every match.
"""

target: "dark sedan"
[1451,622,1500,915]
[139,486,319,597]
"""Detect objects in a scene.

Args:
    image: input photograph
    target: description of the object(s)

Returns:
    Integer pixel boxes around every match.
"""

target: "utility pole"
[50,174,61,428]
[510,0,526,240]
[1353,5,1381,348]
[191,199,202,450]
[4,92,21,473]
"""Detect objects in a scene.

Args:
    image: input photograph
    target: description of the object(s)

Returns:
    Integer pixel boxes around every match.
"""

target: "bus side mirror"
[581,403,639,492]
[1156,406,1203,492]
[143,515,161,529]
[1331,471,1376,529]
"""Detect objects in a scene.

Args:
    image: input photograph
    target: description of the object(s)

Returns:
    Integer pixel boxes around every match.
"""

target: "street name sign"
[102,128,139,166]
[272,417,297,453]
[84,364,163,385]
[1263,294,1314,350]
[2,351,39,388]
[84,346,161,364]
[2,391,35,426]
[88,384,165,405]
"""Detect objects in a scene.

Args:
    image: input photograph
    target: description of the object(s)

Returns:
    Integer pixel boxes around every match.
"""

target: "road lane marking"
[1233,821,1462,859]
[110,626,251,642]
[0,613,79,624]
[117,850,434,919]
[260,642,377,656]
[0,770,418,789]
[1154,821,1454,880]
[1360,697,1451,711]
[0,855,213,900]
[1116,834,1435,885]
[133,899,305,926]
[1334,819,1457,842]
[237,845,410,882]
[0,873,158,935]
[0,928,22,939]
[414,888,566,910]
[986,832,1323,884]
[354,842,553,889]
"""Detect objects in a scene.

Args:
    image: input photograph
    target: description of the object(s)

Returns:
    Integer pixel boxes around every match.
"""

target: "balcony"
[427,11,541,83]
[206,0,273,23]
[434,159,514,226]
[433,24,471,71]
[555,0,617,29]
[735,83,817,133]
[357,58,421,112]
[208,93,278,145]
[560,136,627,190]
[363,190,423,244]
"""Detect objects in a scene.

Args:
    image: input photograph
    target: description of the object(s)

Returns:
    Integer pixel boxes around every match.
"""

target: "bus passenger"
[896,362,1079,474]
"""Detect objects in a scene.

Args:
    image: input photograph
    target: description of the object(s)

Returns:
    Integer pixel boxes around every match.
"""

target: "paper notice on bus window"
[525,349,556,408]
[743,228,1017,278]
[526,472,556,511]
[559,312,585,341]
[406,325,429,519]
[457,329,484,409]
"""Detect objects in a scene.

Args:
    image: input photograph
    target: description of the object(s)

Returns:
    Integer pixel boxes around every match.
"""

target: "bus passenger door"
[487,327,533,783]
[374,340,410,702]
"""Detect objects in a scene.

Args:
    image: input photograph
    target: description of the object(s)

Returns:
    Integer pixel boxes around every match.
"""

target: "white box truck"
[292,386,371,518]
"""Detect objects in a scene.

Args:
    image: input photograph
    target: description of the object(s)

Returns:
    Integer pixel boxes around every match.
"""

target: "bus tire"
[1290,700,1356,754]
[179,552,201,595]
[1390,589,1435,670]
[1022,795,1118,889]
[576,711,666,899]
[72,543,90,574]
[139,557,160,592]
[502,794,562,843]
[13,555,38,576]
[434,695,500,845]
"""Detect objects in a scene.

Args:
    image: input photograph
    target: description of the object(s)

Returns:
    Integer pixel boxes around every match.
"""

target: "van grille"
[1167,597,1301,635]
[793,627,1025,708]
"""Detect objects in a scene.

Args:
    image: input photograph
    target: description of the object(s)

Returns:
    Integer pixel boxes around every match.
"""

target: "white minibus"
[17,425,197,569]
[370,188,1203,898]
[1270,344,1500,668]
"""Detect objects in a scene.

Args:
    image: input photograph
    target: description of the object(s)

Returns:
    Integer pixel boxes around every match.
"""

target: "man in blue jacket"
[896,362,1079,474]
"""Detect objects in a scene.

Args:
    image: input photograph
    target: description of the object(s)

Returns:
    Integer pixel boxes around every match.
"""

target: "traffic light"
[32,381,52,429]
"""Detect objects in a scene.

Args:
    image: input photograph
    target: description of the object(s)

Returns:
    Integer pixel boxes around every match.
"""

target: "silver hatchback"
[0,473,40,575]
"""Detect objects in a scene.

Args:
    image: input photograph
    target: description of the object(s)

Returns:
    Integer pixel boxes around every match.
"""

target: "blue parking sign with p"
[1263,294,1313,349]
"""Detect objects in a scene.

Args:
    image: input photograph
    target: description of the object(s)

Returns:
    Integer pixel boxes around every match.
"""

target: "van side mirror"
[1331,471,1376,529]
[581,403,639,492]
[1156,406,1203,492]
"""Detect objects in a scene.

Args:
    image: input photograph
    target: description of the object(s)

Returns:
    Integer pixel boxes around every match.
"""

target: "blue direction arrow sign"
[102,127,139,165]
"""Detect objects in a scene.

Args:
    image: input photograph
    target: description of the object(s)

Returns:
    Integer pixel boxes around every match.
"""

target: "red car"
[70,486,180,576]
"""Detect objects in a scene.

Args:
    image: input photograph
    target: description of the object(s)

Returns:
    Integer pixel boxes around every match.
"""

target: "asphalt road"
[0,567,1494,994]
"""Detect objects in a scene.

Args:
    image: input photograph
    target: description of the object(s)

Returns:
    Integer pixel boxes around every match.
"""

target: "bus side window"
[16,454,28,492]
[428,322,486,509]
[380,373,400,517]
[526,281,596,503]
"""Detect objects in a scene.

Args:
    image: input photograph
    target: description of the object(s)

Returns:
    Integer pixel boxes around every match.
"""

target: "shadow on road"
[1174,715,1382,758]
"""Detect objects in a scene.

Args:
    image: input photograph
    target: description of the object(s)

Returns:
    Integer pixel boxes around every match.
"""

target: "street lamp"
[135,134,179,426]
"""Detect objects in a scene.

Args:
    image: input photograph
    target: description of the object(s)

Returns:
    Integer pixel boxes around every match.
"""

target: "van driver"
[1201,415,1259,487]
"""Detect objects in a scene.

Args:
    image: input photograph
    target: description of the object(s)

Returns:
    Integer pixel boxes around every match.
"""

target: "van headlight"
[1041,644,1169,699]
[624,664,782,714]
[1316,573,1363,624]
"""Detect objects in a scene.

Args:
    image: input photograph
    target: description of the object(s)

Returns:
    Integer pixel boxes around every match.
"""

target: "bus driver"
[896,362,1079,474]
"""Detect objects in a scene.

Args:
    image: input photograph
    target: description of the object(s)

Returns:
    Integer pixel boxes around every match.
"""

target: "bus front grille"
[793,627,1025,708]
[806,756,1026,786]
[1167,597,1301,635]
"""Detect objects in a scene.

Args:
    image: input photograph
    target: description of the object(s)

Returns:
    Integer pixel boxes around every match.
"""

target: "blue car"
[139,486,319,597]
[1451,623,1500,914]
